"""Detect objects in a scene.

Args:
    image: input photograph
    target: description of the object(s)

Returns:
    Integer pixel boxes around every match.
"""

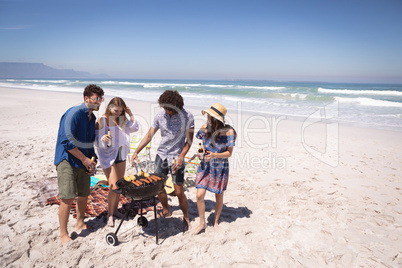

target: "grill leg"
[154,196,158,244]
[114,199,134,236]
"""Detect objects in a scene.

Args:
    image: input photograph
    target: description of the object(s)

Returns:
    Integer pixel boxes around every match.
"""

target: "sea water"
[1,78,401,132]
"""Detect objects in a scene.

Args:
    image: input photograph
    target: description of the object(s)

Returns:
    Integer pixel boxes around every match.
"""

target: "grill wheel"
[106,232,118,246]
[137,216,148,227]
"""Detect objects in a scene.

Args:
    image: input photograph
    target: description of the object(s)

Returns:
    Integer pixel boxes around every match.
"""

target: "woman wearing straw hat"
[194,103,236,235]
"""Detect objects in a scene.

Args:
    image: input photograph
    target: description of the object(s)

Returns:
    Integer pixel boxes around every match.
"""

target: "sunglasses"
[89,96,105,102]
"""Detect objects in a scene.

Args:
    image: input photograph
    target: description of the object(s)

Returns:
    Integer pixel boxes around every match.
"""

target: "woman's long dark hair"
[206,116,237,147]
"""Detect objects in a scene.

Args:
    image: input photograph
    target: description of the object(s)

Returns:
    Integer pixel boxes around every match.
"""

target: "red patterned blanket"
[46,184,159,218]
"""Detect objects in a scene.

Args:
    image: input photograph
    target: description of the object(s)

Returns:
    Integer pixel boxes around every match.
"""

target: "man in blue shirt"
[131,90,194,228]
[54,84,104,244]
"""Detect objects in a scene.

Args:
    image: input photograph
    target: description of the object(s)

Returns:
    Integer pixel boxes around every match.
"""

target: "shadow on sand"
[139,199,253,244]
[187,199,252,226]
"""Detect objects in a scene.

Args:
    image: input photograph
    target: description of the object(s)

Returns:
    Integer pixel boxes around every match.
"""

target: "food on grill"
[140,178,151,184]
[149,175,161,182]
[122,174,164,188]
[132,180,142,186]
[137,170,151,178]
[124,174,137,182]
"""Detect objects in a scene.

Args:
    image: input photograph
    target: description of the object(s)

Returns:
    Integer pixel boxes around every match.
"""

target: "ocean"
[1,78,402,132]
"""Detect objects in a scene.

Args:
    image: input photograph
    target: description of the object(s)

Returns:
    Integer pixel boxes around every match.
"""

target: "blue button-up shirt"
[54,103,96,168]
[152,108,194,165]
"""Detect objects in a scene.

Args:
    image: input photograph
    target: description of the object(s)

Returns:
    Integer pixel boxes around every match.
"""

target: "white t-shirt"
[95,116,139,169]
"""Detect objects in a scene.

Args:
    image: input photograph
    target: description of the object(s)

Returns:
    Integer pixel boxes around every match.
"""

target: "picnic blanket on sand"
[46,183,160,218]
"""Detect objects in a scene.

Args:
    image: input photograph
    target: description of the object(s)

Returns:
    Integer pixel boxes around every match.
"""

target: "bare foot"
[193,223,206,235]
[183,217,191,230]
[60,234,72,245]
[76,221,92,231]
[156,209,172,218]
[107,216,114,227]
[214,223,220,231]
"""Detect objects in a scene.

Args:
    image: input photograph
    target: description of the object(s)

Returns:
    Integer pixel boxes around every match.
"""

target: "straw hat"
[202,103,227,123]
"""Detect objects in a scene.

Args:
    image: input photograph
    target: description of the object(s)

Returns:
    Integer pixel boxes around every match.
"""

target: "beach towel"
[90,175,108,187]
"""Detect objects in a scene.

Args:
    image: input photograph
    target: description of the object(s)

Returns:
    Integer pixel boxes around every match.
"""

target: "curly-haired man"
[131,90,194,228]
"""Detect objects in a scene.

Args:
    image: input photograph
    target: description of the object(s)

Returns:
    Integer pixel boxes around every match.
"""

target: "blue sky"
[1,0,402,83]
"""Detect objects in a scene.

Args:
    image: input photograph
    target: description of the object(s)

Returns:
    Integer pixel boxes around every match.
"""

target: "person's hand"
[101,134,111,144]
[83,157,96,174]
[172,156,184,173]
[131,152,139,167]
[204,150,215,162]
[197,151,203,159]
[126,106,136,122]
[126,107,133,116]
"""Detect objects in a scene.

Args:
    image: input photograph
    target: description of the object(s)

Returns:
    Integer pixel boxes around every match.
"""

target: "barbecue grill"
[105,173,167,246]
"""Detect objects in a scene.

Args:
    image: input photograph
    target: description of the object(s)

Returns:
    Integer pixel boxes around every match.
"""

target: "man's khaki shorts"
[56,160,90,199]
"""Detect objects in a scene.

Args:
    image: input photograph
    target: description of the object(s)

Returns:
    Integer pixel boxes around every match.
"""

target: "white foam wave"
[318,87,402,96]
[203,84,233,88]
[184,84,286,90]
[100,81,203,88]
[101,81,122,85]
[9,79,71,84]
[335,97,402,108]
[224,96,266,104]
[181,93,216,99]
[100,81,145,86]
[182,91,309,103]
[100,81,286,91]
[290,93,307,99]
[0,82,83,93]
[377,114,402,118]
[237,85,287,90]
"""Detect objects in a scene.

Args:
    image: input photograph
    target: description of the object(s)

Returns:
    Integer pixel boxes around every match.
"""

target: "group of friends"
[54,84,236,244]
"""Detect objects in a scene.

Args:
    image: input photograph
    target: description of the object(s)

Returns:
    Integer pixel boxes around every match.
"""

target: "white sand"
[0,86,401,267]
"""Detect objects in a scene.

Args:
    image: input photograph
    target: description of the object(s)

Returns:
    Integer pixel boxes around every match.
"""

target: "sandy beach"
[0,86,401,267]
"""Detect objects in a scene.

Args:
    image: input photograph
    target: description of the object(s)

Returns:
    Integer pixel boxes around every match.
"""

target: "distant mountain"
[0,62,108,79]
